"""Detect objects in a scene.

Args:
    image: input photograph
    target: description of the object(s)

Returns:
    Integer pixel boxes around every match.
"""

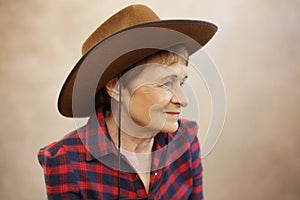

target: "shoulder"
[38,126,86,168]
[38,129,83,195]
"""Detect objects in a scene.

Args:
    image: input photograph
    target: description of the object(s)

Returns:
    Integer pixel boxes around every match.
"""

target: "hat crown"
[82,4,160,55]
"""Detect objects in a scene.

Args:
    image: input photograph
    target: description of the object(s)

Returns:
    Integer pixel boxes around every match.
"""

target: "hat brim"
[58,20,217,117]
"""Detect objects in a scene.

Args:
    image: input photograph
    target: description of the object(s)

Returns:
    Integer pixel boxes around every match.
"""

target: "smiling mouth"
[165,112,181,118]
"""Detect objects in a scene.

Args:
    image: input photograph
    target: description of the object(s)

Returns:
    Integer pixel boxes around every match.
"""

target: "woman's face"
[121,54,188,134]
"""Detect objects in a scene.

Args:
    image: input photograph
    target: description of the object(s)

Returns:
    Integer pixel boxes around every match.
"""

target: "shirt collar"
[82,105,196,164]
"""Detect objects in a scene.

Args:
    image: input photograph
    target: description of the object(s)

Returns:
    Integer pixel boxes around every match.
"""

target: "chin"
[162,121,179,133]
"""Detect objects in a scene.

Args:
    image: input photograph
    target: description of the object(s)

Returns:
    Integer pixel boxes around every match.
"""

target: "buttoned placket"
[119,152,164,198]
[149,169,163,192]
[118,153,147,196]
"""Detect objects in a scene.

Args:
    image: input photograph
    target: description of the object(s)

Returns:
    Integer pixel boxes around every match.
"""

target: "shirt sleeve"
[38,142,81,200]
[189,132,204,200]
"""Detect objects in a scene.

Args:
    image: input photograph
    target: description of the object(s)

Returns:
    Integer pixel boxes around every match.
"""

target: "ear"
[105,77,120,101]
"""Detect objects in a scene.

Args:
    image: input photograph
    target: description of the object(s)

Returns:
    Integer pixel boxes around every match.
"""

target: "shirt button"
[154,172,158,176]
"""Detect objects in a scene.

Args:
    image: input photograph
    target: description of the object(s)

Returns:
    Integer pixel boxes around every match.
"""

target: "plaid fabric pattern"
[38,106,203,200]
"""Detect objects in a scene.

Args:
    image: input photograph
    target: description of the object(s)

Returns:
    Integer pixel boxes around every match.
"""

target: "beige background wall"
[1,0,300,199]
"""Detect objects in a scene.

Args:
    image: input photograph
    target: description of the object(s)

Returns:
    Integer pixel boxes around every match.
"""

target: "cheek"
[130,88,172,109]
[128,88,172,123]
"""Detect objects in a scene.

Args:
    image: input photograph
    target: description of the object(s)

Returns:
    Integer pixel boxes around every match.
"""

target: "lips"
[166,112,180,115]
[165,111,181,119]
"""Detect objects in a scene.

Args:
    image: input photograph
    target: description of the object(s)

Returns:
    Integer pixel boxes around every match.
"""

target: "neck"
[105,113,154,153]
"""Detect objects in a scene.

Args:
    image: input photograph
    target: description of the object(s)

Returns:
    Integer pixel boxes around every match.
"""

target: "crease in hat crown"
[81,4,160,55]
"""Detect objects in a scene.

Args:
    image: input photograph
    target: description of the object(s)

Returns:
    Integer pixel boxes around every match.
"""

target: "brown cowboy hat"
[58,4,218,118]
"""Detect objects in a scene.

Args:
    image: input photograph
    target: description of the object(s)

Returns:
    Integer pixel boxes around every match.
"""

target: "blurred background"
[1,0,300,199]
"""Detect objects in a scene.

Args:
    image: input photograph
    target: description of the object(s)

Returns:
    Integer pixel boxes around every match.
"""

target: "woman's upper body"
[38,4,217,200]
[38,105,203,200]
[38,49,204,199]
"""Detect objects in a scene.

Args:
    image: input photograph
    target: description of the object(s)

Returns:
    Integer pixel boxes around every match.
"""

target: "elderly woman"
[38,4,217,200]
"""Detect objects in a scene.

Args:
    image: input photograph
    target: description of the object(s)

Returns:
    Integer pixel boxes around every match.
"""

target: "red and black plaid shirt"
[38,106,203,199]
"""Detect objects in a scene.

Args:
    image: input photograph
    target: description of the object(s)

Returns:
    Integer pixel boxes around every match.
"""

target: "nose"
[170,86,188,107]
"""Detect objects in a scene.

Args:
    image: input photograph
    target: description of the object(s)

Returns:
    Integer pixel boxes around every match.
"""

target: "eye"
[162,81,172,88]
[157,81,172,89]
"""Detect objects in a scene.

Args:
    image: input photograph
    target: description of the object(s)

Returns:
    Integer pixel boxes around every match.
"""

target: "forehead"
[120,50,189,90]
[135,51,188,78]
[139,62,188,80]
[121,58,187,90]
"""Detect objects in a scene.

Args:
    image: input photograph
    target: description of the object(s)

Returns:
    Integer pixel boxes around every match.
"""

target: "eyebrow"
[158,74,188,82]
